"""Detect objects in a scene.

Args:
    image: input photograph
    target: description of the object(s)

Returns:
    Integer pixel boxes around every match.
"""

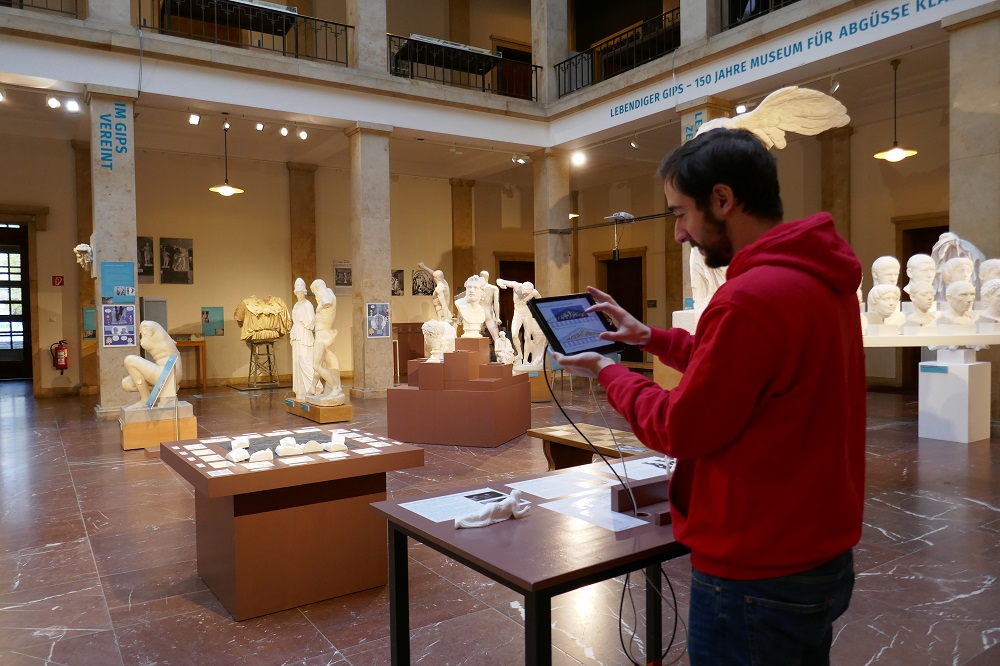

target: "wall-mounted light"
[568,213,580,220]
[46,95,61,109]
[0,89,6,103]
[511,154,530,165]
[830,75,841,94]
[209,119,244,197]
[735,103,748,114]
[629,136,639,150]
[255,122,265,131]
[873,59,917,163]
[280,126,289,137]
[188,113,201,125]
[65,99,81,113]
[223,120,231,130]
[297,128,308,140]
[571,151,586,166]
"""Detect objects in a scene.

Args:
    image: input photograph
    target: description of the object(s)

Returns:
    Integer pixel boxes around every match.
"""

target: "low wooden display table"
[387,337,530,447]
[160,427,423,620]
[528,423,649,470]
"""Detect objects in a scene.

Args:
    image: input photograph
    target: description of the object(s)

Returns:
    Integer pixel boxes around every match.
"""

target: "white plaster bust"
[979,259,1000,287]
[121,320,182,410]
[904,282,937,326]
[421,319,456,361]
[938,280,976,325]
[455,275,489,338]
[73,243,93,271]
[871,255,900,287]
[977,279,1000,325]
[866,285,904,326]
[938,256,974,301]
[903,253,935,297]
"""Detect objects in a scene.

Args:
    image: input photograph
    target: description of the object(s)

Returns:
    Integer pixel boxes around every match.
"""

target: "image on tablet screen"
[534,296,610,353]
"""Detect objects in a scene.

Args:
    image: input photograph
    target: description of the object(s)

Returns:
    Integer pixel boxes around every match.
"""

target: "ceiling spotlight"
[298,129,308,140]
[511,154,529,165]
[46,95,61,109]
[571,151,586,166]
[568,213,580,219]
[735,103,747,114]
[188,113,200,125]
[255,122,265,131]
[0,89,6,103]
[830,76,841,94]
[280,126,289,137]
[629,136,639,150]
[65,99,81,113]
[223,120,231,130]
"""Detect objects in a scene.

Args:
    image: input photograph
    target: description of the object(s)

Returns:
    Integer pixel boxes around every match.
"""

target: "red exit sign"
[52,276,65,286]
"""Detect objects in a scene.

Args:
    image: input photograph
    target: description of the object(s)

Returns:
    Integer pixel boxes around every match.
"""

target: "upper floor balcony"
[721,0,804,30]
[556,8,680,99]
[1,0,79,18]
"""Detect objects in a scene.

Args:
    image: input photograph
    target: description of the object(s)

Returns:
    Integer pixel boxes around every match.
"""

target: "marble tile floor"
[1,378,999,665]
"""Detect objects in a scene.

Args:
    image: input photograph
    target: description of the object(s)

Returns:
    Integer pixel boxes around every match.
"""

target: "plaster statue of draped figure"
[290,278,315,401]
[307,279,347,406]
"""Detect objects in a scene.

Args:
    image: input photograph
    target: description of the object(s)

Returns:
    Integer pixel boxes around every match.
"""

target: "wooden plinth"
[285,399,353,424]
[121,416,197,451]
[527,371,552,403]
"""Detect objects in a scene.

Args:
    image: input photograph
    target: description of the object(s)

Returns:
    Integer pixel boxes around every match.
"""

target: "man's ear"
[712,184,737,215]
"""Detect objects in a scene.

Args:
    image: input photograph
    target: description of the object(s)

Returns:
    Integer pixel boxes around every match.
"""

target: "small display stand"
[525,370,551,402]
[120,401,197,450]
[919,348,991,443]
[285,398,353,424]
[387,337,530,447]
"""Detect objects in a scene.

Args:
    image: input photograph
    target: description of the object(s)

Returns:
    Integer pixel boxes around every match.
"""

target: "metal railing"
[0,0,79,18]
[722,0,803,30]
[137,0,351,65]
[556,9,680,98]
[387,34,540,102]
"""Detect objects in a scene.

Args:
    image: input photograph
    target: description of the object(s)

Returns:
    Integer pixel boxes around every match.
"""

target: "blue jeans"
[687,550,854,665]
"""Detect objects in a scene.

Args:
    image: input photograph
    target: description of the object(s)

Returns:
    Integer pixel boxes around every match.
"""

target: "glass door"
[0,223,31,380]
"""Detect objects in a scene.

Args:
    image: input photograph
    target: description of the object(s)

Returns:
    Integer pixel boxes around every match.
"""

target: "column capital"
[942,2,1000,31]
[344,121,393,138]
[817,125,854,142]
[286,162,319,173]
[449,178,475,188]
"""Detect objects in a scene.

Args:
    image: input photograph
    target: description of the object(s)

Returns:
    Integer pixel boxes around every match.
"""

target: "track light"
[735,103,747,114]
[629,136,639,150]
[298,129,308,140]
[280,126,289,137]
[571,151,586,166]
[65,99,81,113]
[511,154,529,165]
[188,113,200,125]
[46,95,61,109]
[255,122,265,131]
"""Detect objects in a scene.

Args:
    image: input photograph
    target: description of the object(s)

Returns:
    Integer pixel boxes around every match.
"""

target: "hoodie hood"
[726,212,861,296]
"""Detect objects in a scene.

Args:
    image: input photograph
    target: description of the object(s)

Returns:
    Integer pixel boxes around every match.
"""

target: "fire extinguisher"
[50,340,69,375]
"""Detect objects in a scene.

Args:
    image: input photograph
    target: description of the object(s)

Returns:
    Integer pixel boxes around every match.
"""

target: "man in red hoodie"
[553,128,865,665]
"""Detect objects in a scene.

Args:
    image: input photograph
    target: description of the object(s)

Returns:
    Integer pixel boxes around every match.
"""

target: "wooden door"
[598,253,645,363]
[0,223,31,380]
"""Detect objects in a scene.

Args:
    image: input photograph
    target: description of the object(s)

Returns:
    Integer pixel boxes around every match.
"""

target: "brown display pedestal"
[120,402,197,451]
[284,398,354,424]
[387,337,530,447]
[526,370,552,403]
[160,429,424,621]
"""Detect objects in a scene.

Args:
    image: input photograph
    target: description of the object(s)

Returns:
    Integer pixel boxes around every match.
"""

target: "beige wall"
[474,181,534,277]
[470,0,532,50]
[388,0,448,38]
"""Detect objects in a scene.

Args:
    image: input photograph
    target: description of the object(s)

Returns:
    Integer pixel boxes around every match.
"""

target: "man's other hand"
[550,351,616,379]
[586,286,652,347]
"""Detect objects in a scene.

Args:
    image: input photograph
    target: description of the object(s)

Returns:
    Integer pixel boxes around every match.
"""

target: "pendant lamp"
[209,119,244,197]
[873,59,917,163]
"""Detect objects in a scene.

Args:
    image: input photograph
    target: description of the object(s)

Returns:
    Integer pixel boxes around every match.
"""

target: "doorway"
[496,257,535,332]
[596,250,646,363]
[0,222,32,380]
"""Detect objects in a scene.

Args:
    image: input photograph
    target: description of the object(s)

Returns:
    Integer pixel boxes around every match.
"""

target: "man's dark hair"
[656,128,783,220]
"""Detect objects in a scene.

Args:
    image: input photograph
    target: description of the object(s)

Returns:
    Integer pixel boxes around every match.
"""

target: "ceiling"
[0,38,950,192]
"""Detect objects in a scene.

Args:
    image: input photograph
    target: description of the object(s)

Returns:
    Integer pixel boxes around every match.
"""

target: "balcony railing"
[0,0,79,18]
[137,0,351,65]
[388,34,540,102]
[722,0,803,30]
[556,9,680,98]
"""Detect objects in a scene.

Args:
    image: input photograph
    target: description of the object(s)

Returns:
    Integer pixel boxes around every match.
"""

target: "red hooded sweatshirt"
[597,213,866,580]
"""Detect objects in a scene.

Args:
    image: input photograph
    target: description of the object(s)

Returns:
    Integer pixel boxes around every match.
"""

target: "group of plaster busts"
[289,278,347,405]
[861,233,1000,335]
[418,262,546,368]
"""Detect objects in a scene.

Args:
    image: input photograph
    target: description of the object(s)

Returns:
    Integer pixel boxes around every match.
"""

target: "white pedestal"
[918,356,991,443]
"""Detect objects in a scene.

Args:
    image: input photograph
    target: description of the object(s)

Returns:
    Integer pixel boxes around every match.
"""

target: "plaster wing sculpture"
[695,86,850,149]
[73,243,93,271]
[121,320,182,410]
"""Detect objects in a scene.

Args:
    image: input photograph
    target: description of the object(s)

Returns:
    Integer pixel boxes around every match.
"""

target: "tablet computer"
[527,293,623,356]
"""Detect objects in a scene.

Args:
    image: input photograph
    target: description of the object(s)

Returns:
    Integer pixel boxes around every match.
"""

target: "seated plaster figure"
[306,279,347,406]
[690,246,727,309]
[938,280,977,326]
[494,331,517,365]
[73,244,93,271]
[903,283,938,326]
[871,255,900,286]
[976,279,1000,330]
[865,285,904,327]
[421,319,456,362]
[903,253,935,298]
[454,275,493,338]
[121,320,183,410]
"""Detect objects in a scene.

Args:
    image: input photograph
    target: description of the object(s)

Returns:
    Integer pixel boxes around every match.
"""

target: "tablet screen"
[529,294,621,356]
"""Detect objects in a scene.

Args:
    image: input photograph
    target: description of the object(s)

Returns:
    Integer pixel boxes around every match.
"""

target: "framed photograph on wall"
[412,268,434,296]
[137,236,155,284]
[160,238,193,285]
[391,269,404,296]
[367,303,390,338]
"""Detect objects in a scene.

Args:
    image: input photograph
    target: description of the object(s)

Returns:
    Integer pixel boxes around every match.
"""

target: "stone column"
[73,140,98,394]
[676,96,731,303]
[345,122,393,399]
[450,178,474,283]
[532,149,572,298]
[85,0,132,27]
[818,126,853,242]
[531,0,569,104]
[449,0,471,44]
[287,162,317,284]
[679,0,719,46]
[346,0,387,72]
[88,86,138,418]
[944,4,1000,422]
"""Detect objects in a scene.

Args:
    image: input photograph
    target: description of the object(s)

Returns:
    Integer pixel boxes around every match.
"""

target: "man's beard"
[696,207,733,268]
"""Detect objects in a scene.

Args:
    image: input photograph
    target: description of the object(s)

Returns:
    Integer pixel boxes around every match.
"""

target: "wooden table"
[528,423,649,470]
[161,427,424,620]
[371,454,688,665]
[175,338,207,393]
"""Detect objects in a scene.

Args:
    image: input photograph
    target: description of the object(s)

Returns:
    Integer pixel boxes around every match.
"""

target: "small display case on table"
[160,427,424,620]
